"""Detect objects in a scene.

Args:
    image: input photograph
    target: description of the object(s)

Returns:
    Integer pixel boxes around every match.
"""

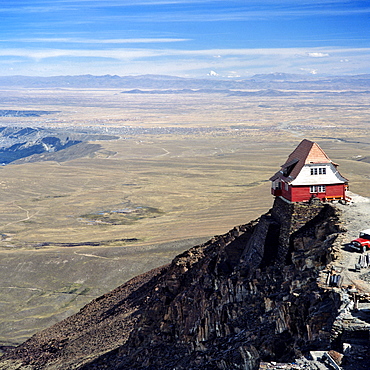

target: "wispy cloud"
[2,0,361,6]
[4,38,190,44]
[69,7,370,24]
[2,1,369,20]
[0,48,160,60]
[1,45,369,77]
[1,45,368,61]
[306,52,330,57]
[0,0,368,76]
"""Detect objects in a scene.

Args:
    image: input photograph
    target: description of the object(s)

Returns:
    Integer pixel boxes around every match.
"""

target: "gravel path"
[335,192,370,292]
[336,192,370,242]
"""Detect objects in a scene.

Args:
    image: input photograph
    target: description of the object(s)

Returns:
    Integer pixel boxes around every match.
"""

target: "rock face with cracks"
[0,198,345,369]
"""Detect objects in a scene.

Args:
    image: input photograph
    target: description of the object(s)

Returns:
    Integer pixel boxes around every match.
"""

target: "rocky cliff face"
[0,127,82,164]
[0,198,346,369]
[0,126,119,164]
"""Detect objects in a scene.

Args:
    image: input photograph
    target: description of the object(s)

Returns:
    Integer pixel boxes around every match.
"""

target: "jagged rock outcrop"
[0,127,82,164]
[0,198,345,369]
[0,126,118,164]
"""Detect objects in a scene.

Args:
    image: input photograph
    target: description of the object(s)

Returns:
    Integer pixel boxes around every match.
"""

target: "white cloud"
[300,68,318,74]
[1,46,368,61]
[93,5,370,23]
[1,1,369,24]
[6,37,190,44]
[306,52,330,58]
[0,46,369,77]
[0,48,162,60]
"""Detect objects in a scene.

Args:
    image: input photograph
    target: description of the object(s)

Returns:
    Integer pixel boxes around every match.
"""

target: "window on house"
[310,167,326,175]
[275,181,281,190]
[310,185,326,193]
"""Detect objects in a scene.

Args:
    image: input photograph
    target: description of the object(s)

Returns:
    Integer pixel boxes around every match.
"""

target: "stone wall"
[271,197,327,264]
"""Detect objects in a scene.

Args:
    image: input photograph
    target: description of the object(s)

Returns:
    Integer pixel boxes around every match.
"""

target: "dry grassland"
[0,87,369,346]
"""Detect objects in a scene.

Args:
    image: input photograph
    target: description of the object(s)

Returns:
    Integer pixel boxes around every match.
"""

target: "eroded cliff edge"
[0,198,353,369]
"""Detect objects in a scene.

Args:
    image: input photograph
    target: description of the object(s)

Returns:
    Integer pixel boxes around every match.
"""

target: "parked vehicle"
[350,229,370,253]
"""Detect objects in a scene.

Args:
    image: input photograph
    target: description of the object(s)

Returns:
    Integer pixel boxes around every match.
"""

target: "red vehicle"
[350,229,370,253]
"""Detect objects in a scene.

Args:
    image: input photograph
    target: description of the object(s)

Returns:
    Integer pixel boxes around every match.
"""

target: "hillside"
[0,126,118,164]
[2,196,370,369]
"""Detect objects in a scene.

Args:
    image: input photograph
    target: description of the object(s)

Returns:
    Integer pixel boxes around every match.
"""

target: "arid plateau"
[0,74,369,347]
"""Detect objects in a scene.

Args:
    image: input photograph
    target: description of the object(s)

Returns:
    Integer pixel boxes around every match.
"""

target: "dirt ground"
[334,192,370,292]
[337,192,370,243]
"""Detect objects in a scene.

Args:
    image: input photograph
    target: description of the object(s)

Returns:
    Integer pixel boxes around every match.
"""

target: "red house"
[270,139,348,203]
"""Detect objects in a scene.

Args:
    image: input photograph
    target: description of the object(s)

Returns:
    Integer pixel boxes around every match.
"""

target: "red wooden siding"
[324,184,346,199]
[290,186,308,202]
[281,184,293,202]
[287,184,346,202]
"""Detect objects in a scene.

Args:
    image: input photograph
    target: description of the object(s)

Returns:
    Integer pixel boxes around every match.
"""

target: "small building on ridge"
[270,139,348,203]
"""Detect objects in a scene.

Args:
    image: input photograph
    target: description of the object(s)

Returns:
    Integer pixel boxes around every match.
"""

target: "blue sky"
[0,0,369,77]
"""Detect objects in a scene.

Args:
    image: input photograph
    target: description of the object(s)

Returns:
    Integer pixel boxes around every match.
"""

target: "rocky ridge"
[0,126,118,164]
[0,197,369,369]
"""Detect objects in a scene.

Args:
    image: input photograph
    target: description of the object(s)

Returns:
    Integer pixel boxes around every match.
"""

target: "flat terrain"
[0,86,369,346]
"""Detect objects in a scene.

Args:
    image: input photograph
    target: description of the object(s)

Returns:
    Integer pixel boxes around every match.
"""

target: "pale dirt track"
[334,192,370,292]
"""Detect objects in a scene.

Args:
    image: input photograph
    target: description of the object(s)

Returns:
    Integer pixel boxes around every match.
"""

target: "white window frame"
[310,167,326,175]
[273,180,281,190]
[310,185,326,193]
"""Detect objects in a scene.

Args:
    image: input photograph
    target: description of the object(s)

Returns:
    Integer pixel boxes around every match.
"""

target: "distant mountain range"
[0,73,369,90]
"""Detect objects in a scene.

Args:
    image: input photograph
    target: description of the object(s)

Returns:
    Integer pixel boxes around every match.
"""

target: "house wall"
[292,163,347,186]
[290,186,310,202]
[289,184,345,202]
[281,182,293,201]
[325,184,346,199]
